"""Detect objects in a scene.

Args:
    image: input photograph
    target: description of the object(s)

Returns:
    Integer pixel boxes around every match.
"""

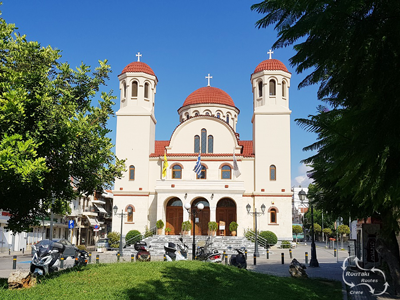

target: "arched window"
[226,115,230,124]
[131,81,138,97]
[201,129,207,154]
[221,165,232,179]
[205,112,210,116]
[195,112,199,116]
[144,82,149,98]
[269,79,276,96]
[270,165,276,181]
[129,165,135,181]
[194,135,200,153]
[258,81,263,97]
[217,113,221,118]
[126,205,135,222]
[123,82,126,98]
[208,135,213,153]
[185,113,189,120]
[197,165,207,179]
[270,208,277,223]
[282,80,286,98]
[172,165,182,179]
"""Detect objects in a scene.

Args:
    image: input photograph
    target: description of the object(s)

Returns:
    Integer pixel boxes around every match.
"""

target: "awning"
[93,204,107,214]
[85,215,99,226]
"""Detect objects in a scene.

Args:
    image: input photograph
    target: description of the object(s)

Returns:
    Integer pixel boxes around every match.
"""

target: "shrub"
[208,221,218,231]
[125,230,142,246]
[156,219,164,229]
[107,231,120,249]
[281,240,291,248]
[144,226,154,238]
[244,229,260,242]
[259,231,278,246]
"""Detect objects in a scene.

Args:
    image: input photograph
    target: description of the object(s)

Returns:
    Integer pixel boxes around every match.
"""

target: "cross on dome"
[136,52,142,62]
[267,49,274,59]
[205,73,213,87]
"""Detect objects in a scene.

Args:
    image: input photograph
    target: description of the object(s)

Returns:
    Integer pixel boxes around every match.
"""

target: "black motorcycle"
[196,237,222,263]
[30,240,65,275]
[229,248,247,269]
[74,249,89,267]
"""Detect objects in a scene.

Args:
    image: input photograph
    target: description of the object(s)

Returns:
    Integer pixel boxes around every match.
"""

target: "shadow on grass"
[118,262,342,300]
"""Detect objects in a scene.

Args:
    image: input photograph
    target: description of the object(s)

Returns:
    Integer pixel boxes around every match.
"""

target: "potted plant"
[229,221,238,236]
[208,221,218,236]
[165,227,171,235]
[156,219,164,235]
[181,220,192,235]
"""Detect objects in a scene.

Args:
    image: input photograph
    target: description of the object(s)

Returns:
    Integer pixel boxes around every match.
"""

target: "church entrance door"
[216,198,237,236]
[192,198,210,236]
[166,198,183,235]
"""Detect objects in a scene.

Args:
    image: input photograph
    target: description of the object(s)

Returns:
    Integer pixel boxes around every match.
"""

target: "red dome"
[253,59,289,74]
[120,62,155,76]
[182,86,235,107]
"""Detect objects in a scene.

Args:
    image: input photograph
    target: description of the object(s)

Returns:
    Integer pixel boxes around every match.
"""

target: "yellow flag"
[162,153,168,177]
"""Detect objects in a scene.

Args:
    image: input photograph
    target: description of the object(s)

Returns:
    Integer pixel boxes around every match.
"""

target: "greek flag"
[193,154,202,175]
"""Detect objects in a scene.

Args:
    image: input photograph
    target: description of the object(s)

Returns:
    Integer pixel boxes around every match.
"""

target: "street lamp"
[298,190,319,267]
[184,202,204,260]
[246,203,266,260]
[113,205,133,257]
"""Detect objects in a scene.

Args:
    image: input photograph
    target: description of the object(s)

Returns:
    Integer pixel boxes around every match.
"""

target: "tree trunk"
[376,237,400,295]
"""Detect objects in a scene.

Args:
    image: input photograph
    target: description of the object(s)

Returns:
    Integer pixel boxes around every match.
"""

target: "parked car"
[96,238,110,252]
[32,239,78,258]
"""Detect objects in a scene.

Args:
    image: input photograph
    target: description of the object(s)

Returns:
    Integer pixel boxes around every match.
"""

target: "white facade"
[113,56,293,241]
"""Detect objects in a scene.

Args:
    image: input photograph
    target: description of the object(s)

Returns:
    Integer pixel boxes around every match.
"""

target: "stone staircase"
[122,235,268,257]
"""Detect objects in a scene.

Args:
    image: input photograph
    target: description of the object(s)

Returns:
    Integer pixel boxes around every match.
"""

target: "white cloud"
[292,163,313,188]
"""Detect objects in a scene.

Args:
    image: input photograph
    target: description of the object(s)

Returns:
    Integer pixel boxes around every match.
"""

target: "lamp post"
[113,205,133,257]
[184,202,204,260]
[298,189,319,267]
[246,203,266,258]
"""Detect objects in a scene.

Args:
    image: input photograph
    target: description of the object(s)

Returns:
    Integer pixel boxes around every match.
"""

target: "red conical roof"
[182,86,235,107]
[253,59,289,74]
[120,61,155,76]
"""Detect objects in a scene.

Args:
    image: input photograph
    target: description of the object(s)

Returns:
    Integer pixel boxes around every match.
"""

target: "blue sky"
[3,1,318,187]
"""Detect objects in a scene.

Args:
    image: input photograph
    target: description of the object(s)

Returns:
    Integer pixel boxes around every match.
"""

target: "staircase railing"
[244,229,269,249]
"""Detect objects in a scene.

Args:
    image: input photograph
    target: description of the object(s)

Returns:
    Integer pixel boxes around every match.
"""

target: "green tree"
[337,224,350,250]
[323,228,332,248]
[313,223,322,241]
[292,225,303,243]
[0,15,125,232]
[252,0,400,292]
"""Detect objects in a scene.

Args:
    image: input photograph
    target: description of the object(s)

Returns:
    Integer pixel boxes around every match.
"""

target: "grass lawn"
[0,261,343,300]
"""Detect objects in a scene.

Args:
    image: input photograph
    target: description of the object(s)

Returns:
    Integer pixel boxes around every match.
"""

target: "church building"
[112,52,293,241]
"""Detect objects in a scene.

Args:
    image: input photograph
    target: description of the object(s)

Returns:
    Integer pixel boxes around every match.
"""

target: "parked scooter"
[134,241,151,262]
[74,249,89,267]
[30,240,66,276]
[196,237,222,263]
[164,237,188,261]
[229,247,247,269]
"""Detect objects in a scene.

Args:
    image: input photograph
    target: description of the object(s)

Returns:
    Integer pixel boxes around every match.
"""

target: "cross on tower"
[205,73,213,87]
[136,52,142,62]
[267,49,274,59]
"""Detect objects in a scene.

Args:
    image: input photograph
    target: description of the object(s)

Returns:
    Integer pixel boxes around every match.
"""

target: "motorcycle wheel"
[136,252,151,262]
